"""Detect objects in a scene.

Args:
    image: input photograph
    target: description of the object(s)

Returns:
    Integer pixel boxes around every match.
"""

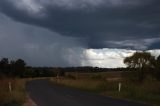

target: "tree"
[124,52,156,82]
[124,52,155,69]
[154,55,160,80]
[0,58,9,65]
[157,55,160,65]
[14,59,26,77]
[0,58,10,74]
[10,60,16,77]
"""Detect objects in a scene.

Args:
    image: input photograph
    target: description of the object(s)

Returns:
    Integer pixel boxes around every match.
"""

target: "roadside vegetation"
[0,57,56,106]
[0,79,26,106]
[1,51,160,105]
[51,72,160,106]
[51,52,160,106]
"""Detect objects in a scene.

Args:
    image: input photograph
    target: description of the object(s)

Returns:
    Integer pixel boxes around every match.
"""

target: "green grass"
[51,72,160,106]
[0,79,27,106]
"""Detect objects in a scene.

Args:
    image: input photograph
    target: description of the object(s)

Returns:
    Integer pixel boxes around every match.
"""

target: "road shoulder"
[23,95,37,106]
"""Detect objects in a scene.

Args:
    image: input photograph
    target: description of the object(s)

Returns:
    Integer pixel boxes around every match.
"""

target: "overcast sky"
[0,0,160,67]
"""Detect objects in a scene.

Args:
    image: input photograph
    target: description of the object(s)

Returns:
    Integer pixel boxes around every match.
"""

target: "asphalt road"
[26,79,149,106]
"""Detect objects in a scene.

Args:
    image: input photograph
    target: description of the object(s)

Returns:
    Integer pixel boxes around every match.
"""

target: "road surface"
[26,79,149,106]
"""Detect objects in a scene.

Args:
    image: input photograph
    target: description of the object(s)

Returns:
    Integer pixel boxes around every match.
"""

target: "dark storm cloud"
[0,13,86,67]
[0,0,160,49]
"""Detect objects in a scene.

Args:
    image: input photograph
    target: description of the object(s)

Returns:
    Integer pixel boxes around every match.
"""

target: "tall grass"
[0,79,26,106]
[104,81,160,105]
[51,72,160,106]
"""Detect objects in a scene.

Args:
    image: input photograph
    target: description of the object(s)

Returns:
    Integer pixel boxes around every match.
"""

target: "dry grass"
[51,72,160,106]
[52,78,108,93]
[0,77,48,106]
[0,79,27,106]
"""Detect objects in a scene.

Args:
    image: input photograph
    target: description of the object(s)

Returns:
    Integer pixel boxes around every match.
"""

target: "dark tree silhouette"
[154,55,160,80]
[124,52,156,82]
[124,52,155,69]
[14,59,26,77]
[0,58,9,74]
[157,55,160,64]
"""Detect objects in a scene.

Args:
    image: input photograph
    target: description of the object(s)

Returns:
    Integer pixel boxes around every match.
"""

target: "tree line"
[0,58,26,78]
[0,52,160,81]
[0,58,127,79]
[0,58,65,79]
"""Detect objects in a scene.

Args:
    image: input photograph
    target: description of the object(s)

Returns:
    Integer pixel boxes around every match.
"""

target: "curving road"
[26,79,149,106]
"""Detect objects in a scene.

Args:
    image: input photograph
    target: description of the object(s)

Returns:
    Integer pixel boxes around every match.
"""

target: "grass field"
[51,72,160,106]
[0,79,27,106]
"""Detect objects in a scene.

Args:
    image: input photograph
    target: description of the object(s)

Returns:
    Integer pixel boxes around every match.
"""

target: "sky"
[0,0,160,68]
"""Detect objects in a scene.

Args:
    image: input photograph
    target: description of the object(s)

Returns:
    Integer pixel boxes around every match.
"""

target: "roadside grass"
[51,72,160,106]
[66,71,122,80]
[0,79,27,106]
[104,81,160,106]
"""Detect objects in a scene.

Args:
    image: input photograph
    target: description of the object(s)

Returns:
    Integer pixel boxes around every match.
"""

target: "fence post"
[9,82,12,93]
[118,83,121,92]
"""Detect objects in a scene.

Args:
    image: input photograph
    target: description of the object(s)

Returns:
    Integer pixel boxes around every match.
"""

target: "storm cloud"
[0,0,160,67]
[0,13,86,66]
[0,0,160,49]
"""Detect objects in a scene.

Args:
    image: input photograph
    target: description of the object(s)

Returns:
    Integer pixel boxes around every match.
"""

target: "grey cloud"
[0,0,160,49]
[106,37,160,50]
[0,14,86,67]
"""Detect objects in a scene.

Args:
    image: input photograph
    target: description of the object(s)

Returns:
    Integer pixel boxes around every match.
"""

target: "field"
[0,79,27,106]
[51,71,160,106]
[1,71,160,106]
